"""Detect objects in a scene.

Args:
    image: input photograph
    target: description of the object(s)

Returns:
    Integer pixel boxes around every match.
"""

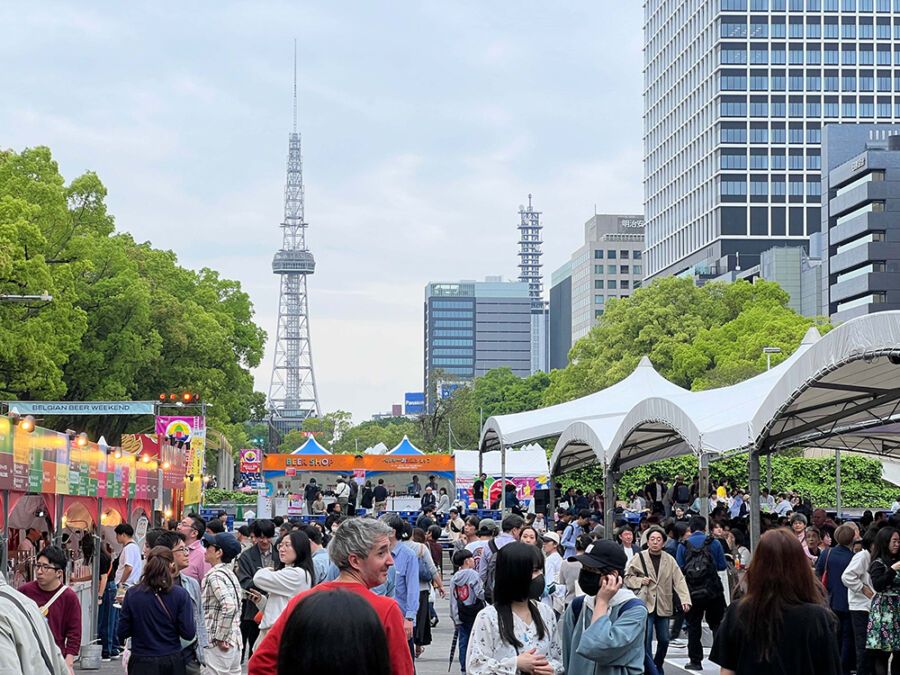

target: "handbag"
[820,547,833,587]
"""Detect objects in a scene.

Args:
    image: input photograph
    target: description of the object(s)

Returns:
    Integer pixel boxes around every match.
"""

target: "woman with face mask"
[467,542,563,675]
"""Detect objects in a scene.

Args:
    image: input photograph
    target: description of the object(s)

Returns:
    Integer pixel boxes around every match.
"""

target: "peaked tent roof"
[364,442,390,455]
[479,356,688,453]
[388,435,425,456]
[291,435,332,455]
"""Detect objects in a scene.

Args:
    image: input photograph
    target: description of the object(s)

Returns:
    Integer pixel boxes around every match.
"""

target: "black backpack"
[682,536,723,603]
[674,484,691,504]
[484,539,499,604]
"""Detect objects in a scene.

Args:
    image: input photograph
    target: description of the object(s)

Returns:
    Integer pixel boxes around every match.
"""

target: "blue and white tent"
[291,435,331,455]
[387,435,424,456]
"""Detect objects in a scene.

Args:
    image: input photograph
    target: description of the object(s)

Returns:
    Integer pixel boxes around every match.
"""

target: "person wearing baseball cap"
[541,532,565,613]
[558,540,648,675]
[202,532,244,674]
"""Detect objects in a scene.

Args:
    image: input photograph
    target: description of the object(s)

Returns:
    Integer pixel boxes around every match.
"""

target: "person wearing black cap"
[559,540,648,675]
[202,532,244,675]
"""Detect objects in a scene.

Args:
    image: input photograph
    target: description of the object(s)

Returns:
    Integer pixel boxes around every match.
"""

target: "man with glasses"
[19,545,81,673]
[178,514,210,584]
[110,523,142,660]
[236,519,275,662]
[152,530,209,675]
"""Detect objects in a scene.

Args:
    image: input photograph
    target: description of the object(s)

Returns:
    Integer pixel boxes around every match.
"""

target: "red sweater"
[19,581,82,657]
[248,580,413,675]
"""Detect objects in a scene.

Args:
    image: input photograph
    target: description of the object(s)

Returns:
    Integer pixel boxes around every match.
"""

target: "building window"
[633,265,643,275]
[607,250,617,259]
[619,265,629,274]
[608,280,617,290]
[620,250,629,259]
[594,279,604,289]
[594,249,603,258]
[621,280,630,290]
[607,265,616,274]
[594,265,604,275]
[594,294,604,305]
[633,250,642,259]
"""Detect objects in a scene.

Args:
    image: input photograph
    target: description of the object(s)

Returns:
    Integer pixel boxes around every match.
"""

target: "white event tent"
[478,311,900,547]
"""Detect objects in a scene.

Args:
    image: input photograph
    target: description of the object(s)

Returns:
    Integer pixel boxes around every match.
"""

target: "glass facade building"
[644,0,900,280]
[423,279,531,410]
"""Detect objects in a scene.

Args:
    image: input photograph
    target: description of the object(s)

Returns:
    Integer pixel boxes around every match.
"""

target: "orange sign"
[363,455,455,472]
[262,453,455,474]
[263,454,356,472]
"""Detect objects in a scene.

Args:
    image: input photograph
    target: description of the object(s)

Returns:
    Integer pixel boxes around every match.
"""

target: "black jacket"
[236,544,269,622]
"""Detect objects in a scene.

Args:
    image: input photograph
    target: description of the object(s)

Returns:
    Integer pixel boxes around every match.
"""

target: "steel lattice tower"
[268,45,320,433]
[518,194,547,374]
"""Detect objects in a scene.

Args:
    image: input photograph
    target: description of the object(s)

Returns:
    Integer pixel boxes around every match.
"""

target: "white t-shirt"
[115,541,143,587]
[466,540,488,570]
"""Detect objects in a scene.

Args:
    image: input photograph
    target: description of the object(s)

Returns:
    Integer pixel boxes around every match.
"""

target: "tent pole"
[766,454,772,493]
[699,451,709,525]
[500,446,507,519]
[835,448,842,518]
[54,494,64,547]
[603,466,617,541]
[548,475,555,513]
[749,449,762,552]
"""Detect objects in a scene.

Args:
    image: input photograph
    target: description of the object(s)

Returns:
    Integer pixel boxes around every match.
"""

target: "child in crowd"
[449,549,485,674]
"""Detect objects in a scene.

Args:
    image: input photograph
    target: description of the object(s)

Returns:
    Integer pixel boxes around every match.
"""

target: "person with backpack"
[407,527,444,657]
[559,539,649,675]
[449,549,485,674]
[382,515,421,662]
[675,515,728,671]
[625,525,691,673]
[478,514,524,605]
[672,476,692,512]
[560,510,590,560]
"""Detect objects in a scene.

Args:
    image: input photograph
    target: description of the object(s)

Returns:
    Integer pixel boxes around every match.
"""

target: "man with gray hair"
[248,518,413,675]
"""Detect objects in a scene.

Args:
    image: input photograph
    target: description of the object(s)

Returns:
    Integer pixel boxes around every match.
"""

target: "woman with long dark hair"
[467,542,562,675]
[865,526,900,675]
[710,528,841,674]
[253,530,315,647]
[277,588,390,675]
[117,546,195,675]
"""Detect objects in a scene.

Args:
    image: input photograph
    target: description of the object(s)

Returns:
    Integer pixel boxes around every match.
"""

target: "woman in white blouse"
[467,542,563,675]
[252,530,315,647]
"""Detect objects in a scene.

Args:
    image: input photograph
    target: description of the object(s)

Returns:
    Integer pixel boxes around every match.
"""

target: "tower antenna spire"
[292,39,298,133]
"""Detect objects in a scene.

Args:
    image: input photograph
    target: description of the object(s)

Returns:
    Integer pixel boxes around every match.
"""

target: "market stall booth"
[453,444,550,511]
[261,436,456,516]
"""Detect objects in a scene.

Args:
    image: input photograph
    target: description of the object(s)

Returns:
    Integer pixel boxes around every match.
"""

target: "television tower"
[268,43,321,434]
[517,194,547,373]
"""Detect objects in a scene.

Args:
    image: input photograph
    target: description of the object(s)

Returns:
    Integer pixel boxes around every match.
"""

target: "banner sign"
[5,401,156,416]
[0,417,159,500]
[156,416,205,506]
[239,449,261,474]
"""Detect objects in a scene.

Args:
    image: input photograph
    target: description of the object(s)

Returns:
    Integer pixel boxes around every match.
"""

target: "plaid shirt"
[201,563,242,645]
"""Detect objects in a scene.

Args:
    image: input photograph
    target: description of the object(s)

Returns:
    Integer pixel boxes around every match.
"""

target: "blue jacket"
[560,522,584,560]
[559,589,648,675]
[391,541,420,623]
[815,545,854,612]
[676,533,727,571]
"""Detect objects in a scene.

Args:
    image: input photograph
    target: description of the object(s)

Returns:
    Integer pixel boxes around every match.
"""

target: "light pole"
[762,347,782,493]
[0,293,52,303]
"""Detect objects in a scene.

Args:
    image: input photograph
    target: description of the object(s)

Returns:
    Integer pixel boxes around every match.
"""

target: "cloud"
[0,1,644,424]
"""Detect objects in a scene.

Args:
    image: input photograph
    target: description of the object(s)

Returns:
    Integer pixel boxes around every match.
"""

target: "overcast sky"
[1,2,644,423]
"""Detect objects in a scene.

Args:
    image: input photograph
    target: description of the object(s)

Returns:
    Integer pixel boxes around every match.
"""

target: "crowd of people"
[0,475,897,675]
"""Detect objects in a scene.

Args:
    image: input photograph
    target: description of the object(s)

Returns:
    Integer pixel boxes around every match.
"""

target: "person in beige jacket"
[624,525,691,673]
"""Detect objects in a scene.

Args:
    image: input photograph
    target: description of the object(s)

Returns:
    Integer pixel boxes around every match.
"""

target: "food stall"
[453,444,550,511]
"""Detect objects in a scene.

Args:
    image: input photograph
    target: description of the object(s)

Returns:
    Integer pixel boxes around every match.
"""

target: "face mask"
[528,574,545,600]
[578,570,602,597]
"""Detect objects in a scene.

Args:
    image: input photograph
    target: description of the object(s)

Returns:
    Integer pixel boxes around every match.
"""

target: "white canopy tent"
[478,311,900,547]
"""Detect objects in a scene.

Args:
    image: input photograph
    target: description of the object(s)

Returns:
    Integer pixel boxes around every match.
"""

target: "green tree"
[333,418,424,455]
[0,147,268,451]
[544,277,828,403]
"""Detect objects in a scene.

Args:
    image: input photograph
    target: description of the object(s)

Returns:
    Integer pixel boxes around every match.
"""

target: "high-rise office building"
[822,124,900,320]
[549,214,645,361]
[643,0,900,282]
[549,262,573,371]
[423,278,531,410]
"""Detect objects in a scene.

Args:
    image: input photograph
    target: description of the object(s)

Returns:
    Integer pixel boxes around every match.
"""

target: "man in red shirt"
[19,545,81,672]
[249,518,413,675]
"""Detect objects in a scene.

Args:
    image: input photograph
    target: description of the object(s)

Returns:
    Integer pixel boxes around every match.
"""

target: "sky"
[0,2,644,424]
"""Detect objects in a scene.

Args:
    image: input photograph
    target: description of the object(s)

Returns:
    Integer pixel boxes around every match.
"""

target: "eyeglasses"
[173,547,190,554]
[34,564,61,572]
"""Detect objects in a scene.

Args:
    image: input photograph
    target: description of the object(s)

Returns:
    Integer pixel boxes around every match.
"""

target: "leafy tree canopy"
[0,147,267,450]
